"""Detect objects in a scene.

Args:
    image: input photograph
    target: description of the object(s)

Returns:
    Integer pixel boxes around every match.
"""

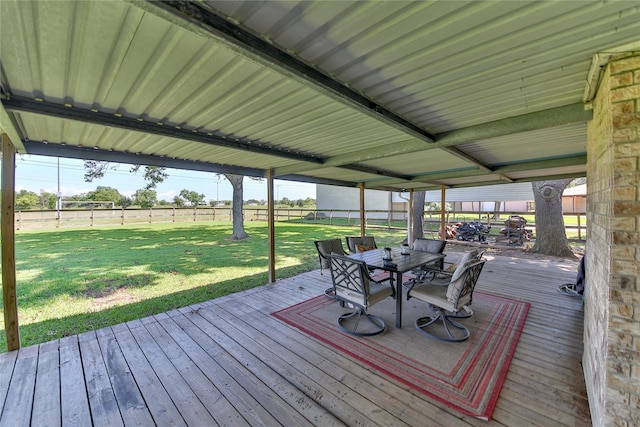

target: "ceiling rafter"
[147,0,436,143]
[4,95,421,181]
[2,96,324,163]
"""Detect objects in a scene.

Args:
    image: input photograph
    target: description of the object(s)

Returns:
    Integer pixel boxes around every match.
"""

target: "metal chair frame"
[328,254,395,337]
[408,259,486,342]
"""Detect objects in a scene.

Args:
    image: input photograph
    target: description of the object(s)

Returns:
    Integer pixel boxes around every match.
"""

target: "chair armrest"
[368,274,396,299]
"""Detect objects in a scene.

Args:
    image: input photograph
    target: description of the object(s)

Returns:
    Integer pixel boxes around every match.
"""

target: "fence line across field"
[13,207,587,240]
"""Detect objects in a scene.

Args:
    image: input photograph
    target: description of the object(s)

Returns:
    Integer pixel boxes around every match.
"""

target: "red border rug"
[272,291,529,421]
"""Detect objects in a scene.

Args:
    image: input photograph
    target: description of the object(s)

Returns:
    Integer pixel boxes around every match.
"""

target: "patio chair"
[402,238,447,288]
[314,238,348,274]
[345,236,377,253]
[314,238,349,297]
[419,249,485,285]
[406,258,486,342]
[327,253,396,336]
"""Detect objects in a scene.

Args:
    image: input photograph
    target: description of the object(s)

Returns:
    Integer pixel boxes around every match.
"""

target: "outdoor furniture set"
[314,237,486,341]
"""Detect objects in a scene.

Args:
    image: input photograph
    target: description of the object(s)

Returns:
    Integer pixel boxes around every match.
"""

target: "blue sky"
[14,154,316,203]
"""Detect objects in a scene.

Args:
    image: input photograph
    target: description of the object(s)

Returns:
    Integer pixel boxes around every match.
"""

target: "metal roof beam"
[22,141,266,177]
[3,96,324,164]
[22,140,357,188]
[5,96,410,182]
[359,154,586,188]
[342,164,413,181]
[272,103,591,176]
[0,103,24,152]
[433,103,592,148]
[494,155,587,173]
[145,0,435,143]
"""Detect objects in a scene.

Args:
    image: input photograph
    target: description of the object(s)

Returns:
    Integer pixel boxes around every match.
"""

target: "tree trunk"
[225,174,249,240]
[412,191,426,241]
[530,179,575,257]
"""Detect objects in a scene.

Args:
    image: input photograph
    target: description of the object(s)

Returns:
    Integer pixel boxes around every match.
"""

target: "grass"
[1,221,406,352]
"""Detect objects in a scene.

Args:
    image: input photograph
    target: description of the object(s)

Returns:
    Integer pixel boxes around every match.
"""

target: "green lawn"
[1,221,405,351]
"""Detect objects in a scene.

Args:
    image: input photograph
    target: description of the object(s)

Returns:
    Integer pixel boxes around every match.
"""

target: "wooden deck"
[0,252,591,426]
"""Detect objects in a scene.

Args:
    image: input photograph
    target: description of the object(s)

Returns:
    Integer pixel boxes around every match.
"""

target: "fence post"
[149,208,152,223]
[17,210,21,231]
[121,208,124,225]
[577,213,582,240]
[91,206,94,226]
[194,207,197,222]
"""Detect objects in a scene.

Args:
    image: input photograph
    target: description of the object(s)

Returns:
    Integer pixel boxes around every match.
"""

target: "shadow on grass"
[3,264,315,351]
[2,222,407,352]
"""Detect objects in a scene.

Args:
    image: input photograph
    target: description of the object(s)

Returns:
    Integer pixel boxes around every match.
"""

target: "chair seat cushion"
[409,284,456,312]
[368,280,394,306]
[356,244,376,252]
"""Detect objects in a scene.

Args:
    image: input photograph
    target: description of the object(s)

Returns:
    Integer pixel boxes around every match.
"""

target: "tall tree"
[84,161,167,190]
[86,186,122,204]
[38,190,56,209]
[133,189,157,208]
[224,174,249,240]
[530,179,575,257]
[130,165,168,189]
[178,189,205,206]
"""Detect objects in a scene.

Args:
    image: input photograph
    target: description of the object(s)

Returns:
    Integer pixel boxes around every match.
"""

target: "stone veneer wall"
[585,53,640,427]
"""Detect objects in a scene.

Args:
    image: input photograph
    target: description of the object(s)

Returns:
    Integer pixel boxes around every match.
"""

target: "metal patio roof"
[2,0,639,192]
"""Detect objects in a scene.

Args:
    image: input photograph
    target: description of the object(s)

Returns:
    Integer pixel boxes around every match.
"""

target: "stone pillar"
[585,53,640,427]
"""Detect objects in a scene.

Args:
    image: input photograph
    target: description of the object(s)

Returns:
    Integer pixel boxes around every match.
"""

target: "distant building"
[317,182,585,216]
[317,182,535,217]
[562,184,587,212]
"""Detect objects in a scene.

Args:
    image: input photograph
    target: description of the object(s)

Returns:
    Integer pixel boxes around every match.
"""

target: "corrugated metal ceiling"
[2,0,639,192]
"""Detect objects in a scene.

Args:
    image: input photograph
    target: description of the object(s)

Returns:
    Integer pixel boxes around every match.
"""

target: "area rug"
[271,291,529,421]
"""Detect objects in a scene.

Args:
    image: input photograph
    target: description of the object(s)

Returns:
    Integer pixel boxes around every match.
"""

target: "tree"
[15,189,39,210]
[179,189,205,206]
[87,186,122,204]
[174,196,185,207]
[84,161,168,189]
[119,196,133,208]
[133,189,157,208]
[38,190,56,209]
[530,179,575,258]
[130,165,168,189]
[225,174,249,240]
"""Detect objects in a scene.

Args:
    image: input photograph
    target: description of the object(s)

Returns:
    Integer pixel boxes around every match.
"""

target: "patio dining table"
[348,247,445,328]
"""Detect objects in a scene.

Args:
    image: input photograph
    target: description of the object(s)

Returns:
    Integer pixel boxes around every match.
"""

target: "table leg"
[395,271,402,328]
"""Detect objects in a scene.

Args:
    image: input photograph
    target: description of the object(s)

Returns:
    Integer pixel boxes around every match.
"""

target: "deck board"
[0,252,591,426]
[31,340,61,427]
